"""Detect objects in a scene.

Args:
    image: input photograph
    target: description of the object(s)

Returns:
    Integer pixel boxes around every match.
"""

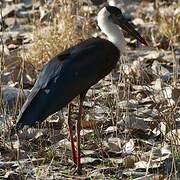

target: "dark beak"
[114,15,148,46]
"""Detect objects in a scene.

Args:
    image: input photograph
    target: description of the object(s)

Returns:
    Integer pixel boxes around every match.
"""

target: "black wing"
[18,52,69,117]
[16,38,119,130]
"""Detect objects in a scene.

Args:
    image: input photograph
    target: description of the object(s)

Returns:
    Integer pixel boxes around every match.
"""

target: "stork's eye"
[116,13,124,20]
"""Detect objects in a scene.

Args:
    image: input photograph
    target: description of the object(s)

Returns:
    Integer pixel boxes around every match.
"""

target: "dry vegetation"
[0,0,180,179]
[27,0,94,68]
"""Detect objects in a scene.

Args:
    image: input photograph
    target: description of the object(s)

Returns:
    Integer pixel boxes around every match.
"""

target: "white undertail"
[97,7,126,54]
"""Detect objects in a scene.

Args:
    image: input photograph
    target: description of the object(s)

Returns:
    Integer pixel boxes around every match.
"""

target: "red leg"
[67,104,77,165]
[76,96,83,174]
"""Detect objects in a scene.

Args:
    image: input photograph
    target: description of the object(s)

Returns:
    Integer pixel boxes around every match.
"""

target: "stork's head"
[97,6,148,46]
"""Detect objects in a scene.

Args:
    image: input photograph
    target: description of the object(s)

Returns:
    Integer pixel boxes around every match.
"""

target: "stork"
[13,6,148,174]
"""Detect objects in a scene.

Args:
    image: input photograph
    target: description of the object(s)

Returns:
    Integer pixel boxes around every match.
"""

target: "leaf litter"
[0,0,180,179]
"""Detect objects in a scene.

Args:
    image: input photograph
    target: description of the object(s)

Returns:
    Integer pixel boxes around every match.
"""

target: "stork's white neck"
[97,7,126,54]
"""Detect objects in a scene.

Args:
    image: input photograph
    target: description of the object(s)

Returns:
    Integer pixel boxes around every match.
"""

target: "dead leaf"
[103,137,122,152]
[172,87,180,104]
[124,155,138,168]
[81,157,101,165]
[104,126,117,134]
[119,116,148,131]
[123,139,135,154]
[4,171,20,179]
[81,120,100,129]
[135,160,148,169]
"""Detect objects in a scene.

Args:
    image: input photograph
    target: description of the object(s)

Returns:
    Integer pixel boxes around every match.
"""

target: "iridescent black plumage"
[16,37,119,130]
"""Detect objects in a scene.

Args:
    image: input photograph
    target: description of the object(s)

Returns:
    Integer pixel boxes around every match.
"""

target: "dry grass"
[1,0,180,179]
[157,4,180,48]
[24,0,94,69]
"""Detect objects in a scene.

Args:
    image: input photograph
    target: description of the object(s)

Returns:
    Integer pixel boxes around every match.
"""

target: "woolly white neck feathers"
[97,7,126,54]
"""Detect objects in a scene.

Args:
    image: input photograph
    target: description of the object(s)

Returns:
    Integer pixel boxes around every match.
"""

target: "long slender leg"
[76,92,86,174]
[67,103,77,165]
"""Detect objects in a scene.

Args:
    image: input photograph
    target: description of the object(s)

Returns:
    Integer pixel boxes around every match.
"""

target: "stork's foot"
[72,166,82,175]
[69,154,82,175]
[69,163,76,171]
[70,161,82,175]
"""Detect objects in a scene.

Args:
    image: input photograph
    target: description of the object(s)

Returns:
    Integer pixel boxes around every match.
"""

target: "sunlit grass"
[158,10,180,42]
[24,0,94,69]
